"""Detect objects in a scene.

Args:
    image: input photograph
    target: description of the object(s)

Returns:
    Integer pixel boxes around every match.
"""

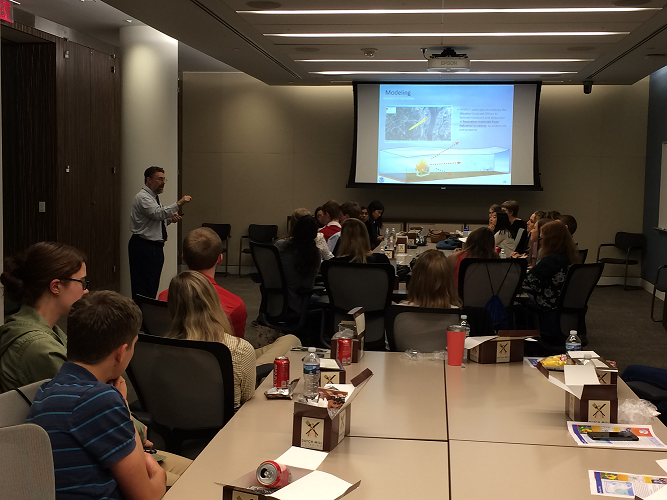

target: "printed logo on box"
[597,372,610,385]
[496,341,510,363]
[322,372,340,385]
[589,400,611,423]
[301,417,325,450]
[232,490,259,500]
[397,243,406,253]
[338,408,347,444]
[469,345,479,362]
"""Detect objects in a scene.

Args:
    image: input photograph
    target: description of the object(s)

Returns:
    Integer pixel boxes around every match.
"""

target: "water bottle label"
[303,364,320,375]
[565,344,582,351]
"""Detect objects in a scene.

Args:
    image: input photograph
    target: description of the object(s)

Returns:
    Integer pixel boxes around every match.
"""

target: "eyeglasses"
[61,277,90,290]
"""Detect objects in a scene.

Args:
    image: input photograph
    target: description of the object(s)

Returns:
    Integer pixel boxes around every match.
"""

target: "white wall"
[181,73,649,277]
[119,26,179,296]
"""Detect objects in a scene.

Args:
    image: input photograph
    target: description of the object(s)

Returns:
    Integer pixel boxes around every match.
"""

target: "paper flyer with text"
[589,470,667,498]
[568,422,667,449]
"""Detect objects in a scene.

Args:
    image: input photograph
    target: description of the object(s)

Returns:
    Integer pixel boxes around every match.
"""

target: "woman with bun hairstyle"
[0,242,88,392]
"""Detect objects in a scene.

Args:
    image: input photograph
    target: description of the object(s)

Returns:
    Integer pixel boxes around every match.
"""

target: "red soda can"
[273,356,290,388]
[335,338,352,365]
[257,460,291,488]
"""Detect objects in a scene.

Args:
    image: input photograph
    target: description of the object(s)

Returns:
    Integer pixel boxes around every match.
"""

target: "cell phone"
[588,431,639,441]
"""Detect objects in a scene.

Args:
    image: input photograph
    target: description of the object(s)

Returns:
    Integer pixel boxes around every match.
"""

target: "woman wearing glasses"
[0,242,88,392]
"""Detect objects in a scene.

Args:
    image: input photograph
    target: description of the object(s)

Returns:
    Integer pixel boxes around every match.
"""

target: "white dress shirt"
[130,186,179,242]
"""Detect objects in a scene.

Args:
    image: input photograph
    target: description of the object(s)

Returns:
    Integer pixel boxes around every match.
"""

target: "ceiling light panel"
[239,7,660,14]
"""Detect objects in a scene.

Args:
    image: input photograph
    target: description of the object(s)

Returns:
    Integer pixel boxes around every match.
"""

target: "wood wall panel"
[1,42,57,257]
[2,22,120,289]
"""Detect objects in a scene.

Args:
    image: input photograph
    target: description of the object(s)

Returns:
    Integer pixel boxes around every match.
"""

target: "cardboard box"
[319,358,346,385]
[332,308,365,363]
[396,235,408,254]
[568,353,618,385]
[292,369,373,452]
[221,468,360,500]
[536,361,619,424]
[467,331,538,364]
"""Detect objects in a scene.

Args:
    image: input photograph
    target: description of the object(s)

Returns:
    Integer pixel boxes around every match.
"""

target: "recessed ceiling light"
[294,47,320,53]
[245,1,281,9]
[311,71,577,75]
[241,7,658,14]
[267,32,628,38]
[296,58,593,63]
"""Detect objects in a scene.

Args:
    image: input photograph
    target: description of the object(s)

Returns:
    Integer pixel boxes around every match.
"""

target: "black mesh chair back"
[250,242,289,319]
[321,261,395,350]
[458,258,527,308]
[556,263,604,342]
[249,224,278,243]
[135,295,171,337]
[614,232,644,251]
[202,223,231,241]
[126,334,234,454]
[579,249,588,264]
[386,305,461,352]
[514,228,529,254]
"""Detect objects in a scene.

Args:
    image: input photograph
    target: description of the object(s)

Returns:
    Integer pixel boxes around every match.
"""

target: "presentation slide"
[353,83,539,187]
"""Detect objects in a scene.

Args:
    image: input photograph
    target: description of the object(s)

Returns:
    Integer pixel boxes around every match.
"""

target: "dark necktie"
[156,195,168,242]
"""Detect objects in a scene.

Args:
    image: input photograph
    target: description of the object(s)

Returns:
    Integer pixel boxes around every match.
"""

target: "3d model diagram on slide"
[377,85,514,184]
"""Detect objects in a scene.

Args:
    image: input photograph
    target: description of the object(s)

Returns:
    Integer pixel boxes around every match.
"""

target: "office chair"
[239,224,278,277]
[596,232,644,290]
[202,223,231,276]
[386,305,461,352]
[134,294,171,337]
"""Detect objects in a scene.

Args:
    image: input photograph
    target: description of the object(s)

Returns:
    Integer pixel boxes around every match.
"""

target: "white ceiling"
[13,0,667,85]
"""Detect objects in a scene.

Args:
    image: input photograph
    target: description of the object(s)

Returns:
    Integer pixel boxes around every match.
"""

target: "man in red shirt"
[318,200,342,253]
[158,228,247,338]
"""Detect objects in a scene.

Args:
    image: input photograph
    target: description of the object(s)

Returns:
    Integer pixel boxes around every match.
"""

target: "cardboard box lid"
[495,330,540,341]
[537,361,612,399]
[348,307,365,336]
[294,369,374,415]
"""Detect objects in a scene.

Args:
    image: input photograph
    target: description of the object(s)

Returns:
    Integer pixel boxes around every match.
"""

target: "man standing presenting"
[129,166,191,300]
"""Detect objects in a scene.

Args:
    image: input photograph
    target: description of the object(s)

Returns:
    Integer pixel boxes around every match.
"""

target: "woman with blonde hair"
[167,271,300,409]
[332,218,390,264]
[405,249,461,308]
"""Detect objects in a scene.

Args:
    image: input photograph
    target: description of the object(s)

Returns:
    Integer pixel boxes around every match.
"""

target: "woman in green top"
[0,242,88,392]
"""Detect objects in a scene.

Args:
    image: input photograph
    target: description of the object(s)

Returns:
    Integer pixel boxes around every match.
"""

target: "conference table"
[164,351,667,500]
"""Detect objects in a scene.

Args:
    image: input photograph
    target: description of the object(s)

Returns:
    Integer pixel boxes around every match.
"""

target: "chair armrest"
[241,235,249,240]
[626,381,667,402]
[596,243,614,261]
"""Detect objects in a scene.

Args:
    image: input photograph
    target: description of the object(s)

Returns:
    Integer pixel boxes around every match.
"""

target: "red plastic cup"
[447,326,466,366]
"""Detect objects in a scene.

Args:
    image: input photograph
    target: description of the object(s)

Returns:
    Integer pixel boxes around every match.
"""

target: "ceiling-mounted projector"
[427,48,470,72]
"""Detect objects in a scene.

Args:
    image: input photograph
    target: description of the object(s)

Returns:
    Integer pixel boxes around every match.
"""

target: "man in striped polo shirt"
[27,291,188,499]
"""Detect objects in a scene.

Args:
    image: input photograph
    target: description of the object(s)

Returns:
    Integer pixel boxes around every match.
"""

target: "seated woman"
[447,227,498,286]
[0,242,88,392]
[331,218,391,264]
[523,220,578,350]
[488,204,501,230]
[291,208,333,261]
[403,249,461,308]
[365,200,385,249]
[275,215,322,315]
[491,209,516,255]
[167,271,300,409]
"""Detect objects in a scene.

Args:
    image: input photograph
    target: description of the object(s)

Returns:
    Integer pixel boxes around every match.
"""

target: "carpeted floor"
[215,274,667,373]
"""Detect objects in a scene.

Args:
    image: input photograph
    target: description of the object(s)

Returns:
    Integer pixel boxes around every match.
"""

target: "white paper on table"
[568,350,600,359]
[563,364,600,398]
[270,471,356,500]
[548,373,580,397]
[588,470,667,498]
[320,359,342,370]
[656,459,667,474]
[464,335,498,350]
[274,447,329,471]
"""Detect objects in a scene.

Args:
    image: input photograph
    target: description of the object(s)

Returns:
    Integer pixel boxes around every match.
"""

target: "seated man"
[159,228,247,338]
[27,291,191,499]
[501,200,527,238]
[332,201,362,255]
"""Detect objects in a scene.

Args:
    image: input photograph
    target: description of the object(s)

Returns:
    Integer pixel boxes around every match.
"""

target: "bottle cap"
[570,330,577,335]
[461,315,467,320]
[308,347,316,352]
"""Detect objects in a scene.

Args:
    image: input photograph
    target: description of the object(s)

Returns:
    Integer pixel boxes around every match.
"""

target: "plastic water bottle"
[565,330,582,352]
[463,224,470,239]
[391,227,396,241]
[383,228,390,248]
[500,248,507,259]
[303,347,320,400]
[460,315,471,359]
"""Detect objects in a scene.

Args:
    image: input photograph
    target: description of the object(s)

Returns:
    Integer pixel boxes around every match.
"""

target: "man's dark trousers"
[128,234,164,300]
